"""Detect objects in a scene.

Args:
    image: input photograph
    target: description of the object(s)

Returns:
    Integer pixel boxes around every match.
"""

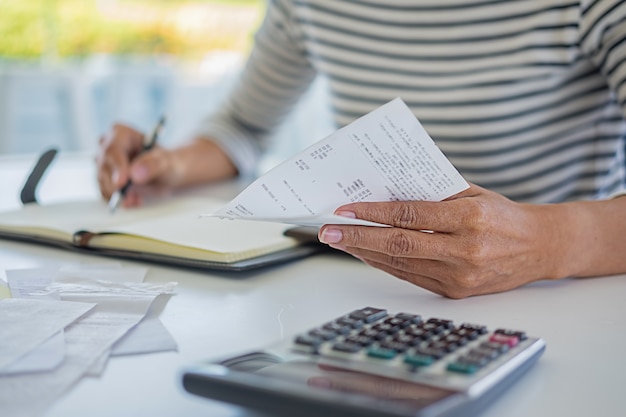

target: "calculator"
[182,307,545,417]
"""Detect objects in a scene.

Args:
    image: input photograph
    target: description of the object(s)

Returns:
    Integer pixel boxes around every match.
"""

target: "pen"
[108,115,166,213]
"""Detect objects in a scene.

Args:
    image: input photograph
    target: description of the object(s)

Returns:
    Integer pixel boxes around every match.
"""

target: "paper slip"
[2,331,65,374]
[0,298,95,372]
[0,275,176,417]
[5,266,176,375]
[208,98,469,227]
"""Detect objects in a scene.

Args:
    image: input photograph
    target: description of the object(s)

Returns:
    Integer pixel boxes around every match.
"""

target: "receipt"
[209,98,468,227]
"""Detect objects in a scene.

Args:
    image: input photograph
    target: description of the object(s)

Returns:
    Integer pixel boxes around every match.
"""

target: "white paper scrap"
[0,290,161,417]
[1,332,65,375]
[0,266,178,417]
[0,298,95,372]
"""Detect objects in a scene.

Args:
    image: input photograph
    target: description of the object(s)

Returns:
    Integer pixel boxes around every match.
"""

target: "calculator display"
[223,355,457,413]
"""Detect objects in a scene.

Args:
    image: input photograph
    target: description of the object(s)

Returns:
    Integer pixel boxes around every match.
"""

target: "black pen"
[108,115,166,213]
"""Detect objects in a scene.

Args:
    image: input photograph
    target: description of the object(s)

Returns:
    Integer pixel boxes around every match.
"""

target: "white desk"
[1,153,625,417]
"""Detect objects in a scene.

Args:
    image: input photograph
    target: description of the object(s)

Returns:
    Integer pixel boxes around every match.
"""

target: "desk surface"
[1,153,625,417]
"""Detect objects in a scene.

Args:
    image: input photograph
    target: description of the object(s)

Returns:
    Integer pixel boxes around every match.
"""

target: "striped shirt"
[198,0,626,203]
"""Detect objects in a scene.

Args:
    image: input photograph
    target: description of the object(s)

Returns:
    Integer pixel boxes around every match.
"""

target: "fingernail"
[335,210,356,219]
[319,228,343,244]
[112,170,120,184]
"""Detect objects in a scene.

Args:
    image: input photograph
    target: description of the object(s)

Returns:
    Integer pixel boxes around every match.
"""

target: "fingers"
[318,185,540,297]
[320,225,454,262]
[334,241,471,297]
[359,256,474,299]
[128,147,172,186]
[334,187,483,233]
[96,124,145,199]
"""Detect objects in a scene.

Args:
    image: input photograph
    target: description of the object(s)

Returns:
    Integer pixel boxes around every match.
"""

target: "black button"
[480,341,510,354]
[372,322,401,334]
[295,335,322,348]
[349,307,388,323]
[323,322,352,335]
[457,353,489,367]
[394,313,423,326]
[427,318,454,330]
[452,328,479,340]
[470,347,499,360]
[443,334,468,347]
[461,323,488,335]
[345,334,375,347]
[332,342,362,353]
[392,334,419,346]
[406,327,435,341]
[415,346,446,360]
[379,340,409,353]
[337,316,365,329]
[420,323,446,335]
[309,328,338,341]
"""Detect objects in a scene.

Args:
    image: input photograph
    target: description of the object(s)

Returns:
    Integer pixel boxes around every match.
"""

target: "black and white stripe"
[199,0,626,203]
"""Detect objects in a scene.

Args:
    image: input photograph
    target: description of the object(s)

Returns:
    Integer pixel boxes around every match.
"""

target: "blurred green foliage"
[0,0,263,60]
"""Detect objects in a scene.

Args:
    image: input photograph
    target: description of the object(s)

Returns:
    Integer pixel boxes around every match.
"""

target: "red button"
[489,333,519,347]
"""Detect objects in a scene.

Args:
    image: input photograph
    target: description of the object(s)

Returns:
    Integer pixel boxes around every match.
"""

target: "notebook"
[0,196,322,271]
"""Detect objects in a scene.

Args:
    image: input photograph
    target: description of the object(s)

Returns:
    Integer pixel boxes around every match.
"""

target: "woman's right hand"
[96,124,238,208]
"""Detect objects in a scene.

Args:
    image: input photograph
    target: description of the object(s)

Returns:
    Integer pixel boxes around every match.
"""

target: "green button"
[367,347,397,360]
[447,362,479,374]
[404,354,434,367]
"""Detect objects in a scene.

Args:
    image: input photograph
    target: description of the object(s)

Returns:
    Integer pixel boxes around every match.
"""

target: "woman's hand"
[318,184,568,298]
[96,124,237,208]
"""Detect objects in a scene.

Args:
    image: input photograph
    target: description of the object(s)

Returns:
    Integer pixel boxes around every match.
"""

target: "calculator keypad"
[293,307,527,376]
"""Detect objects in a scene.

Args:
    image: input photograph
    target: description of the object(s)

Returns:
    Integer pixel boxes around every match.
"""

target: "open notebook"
[0,197,322,271]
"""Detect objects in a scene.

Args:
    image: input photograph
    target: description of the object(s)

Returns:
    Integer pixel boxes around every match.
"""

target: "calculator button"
[367,346,397,360]
[489,333,519,347]
[336,316,365,329]
[447,362,479,374]
[443,334,468,347]
[458,352,490,367]
[427,318,454,330]
[349,307,388,323]
[294,335,323,348]
[322,322,352,335]
[480,341,510,354]
[427,340,459,354]
[452,328,480,341]
[495,328,527,341]
[405,327,435,341]
[372,322,401,335]
[415,346,446,360]
[379,340,409,353]
[404,353,435,367]
[332,342,362,353]
[469,347,499,361]
[345,334,375,347]
[392,334,421,347]
[393,313,423,326]
[358,328,387,341]
[309,328,339,341]
[460,323,489,335]
[419,323,446,335]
